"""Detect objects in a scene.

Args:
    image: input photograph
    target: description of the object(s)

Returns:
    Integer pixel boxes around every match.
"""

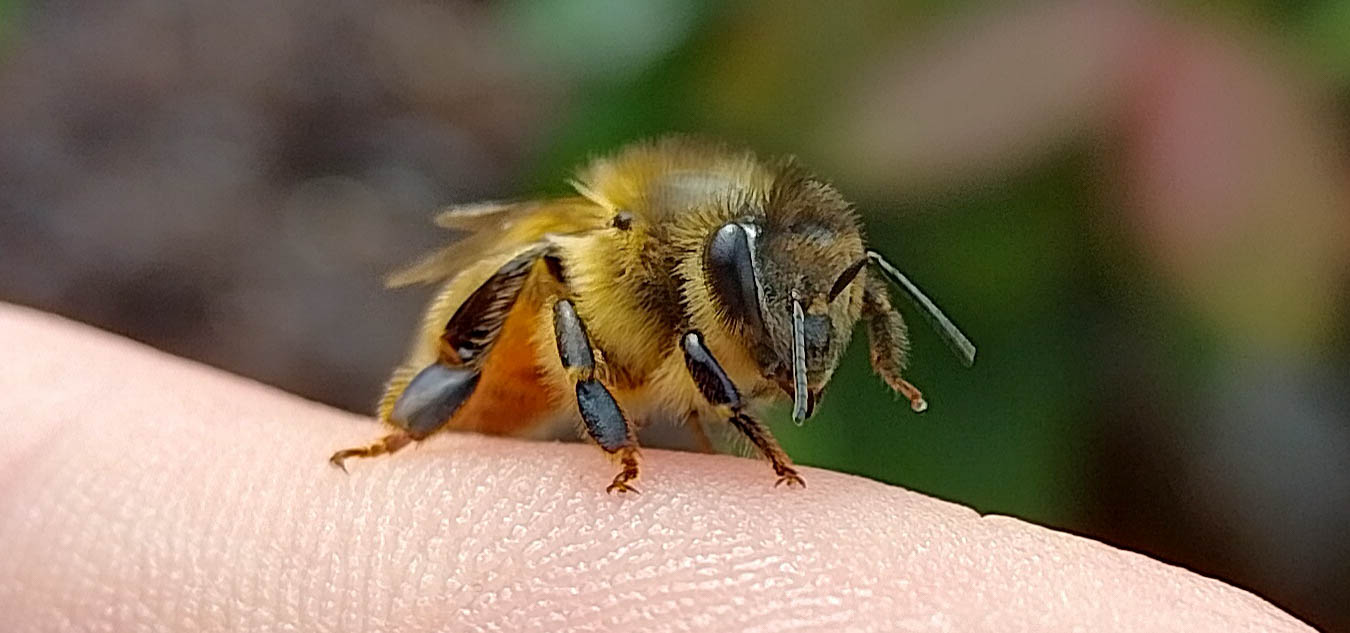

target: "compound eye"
[705,222,766,335]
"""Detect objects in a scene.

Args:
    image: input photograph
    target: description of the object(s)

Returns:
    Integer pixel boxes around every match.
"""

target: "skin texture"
[0,303,1313,633]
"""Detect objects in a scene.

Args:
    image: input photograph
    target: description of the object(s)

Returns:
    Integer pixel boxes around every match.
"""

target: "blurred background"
[1,0,1347,629]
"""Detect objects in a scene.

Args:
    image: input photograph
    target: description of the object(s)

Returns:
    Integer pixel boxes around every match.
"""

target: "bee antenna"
[790,297,809,425]
[866,251,976,367]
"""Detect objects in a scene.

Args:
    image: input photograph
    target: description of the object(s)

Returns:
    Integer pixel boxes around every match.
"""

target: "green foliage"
[774,161,1096,524]
[1300,0,1350,82]
[507,0,1349,530]
[0,0,18,54]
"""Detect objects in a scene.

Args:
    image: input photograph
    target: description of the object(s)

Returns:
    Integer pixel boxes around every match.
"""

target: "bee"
[330,137,975,492]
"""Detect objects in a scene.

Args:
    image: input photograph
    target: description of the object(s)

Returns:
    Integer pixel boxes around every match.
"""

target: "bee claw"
[895,379,928,413]
[327,433,412,474]
[606,481,640,495]
[328,453,351,473]
[774,469,806,489]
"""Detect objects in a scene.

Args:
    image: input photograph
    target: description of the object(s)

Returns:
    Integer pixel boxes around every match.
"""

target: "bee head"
[702,176,866,423]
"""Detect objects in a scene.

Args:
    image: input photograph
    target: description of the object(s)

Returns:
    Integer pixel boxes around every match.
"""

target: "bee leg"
[730,411,804,488]
[553,298,640,494]
[680,331,804,488]
[332,247,545,470]
[329,362,480,470]
[329,431,414,472]
[862,276,928,412]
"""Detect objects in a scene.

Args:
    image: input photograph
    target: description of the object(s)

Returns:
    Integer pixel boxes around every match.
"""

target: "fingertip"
[0,303,1316,633]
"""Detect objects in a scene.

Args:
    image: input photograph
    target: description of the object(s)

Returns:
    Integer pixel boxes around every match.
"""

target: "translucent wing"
[387,197,608,287]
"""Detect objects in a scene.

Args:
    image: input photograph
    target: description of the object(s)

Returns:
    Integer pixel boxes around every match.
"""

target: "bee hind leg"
[553,298,640,494]
[332,247,546,471]
[680,331,803,488]
[330,362,480,471]
[329,431,414,472]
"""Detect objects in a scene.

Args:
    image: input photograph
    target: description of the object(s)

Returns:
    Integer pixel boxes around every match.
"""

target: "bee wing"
[387,197,607,287]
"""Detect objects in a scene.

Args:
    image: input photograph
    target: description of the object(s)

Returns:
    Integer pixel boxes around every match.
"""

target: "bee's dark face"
[757,220,865,394]
[702,177,865,419]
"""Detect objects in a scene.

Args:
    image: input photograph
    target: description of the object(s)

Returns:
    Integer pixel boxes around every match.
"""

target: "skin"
[0,303,1313,632]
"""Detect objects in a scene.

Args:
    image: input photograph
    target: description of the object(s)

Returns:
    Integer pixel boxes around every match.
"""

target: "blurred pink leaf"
[819,0,1149,195]
[1121,24,1350,350]
[820,0,1350,350]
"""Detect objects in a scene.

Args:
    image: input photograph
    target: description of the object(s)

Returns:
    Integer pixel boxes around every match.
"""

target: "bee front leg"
[553,298,640,494]
[862,276,928,413]
[680,331,804,488]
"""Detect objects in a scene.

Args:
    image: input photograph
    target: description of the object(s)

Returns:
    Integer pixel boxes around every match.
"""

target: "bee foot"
[774,469,806,489]
[896,379,928,413]
[604,446,641,494]
[606,479,640,495]
[328,451,356,473]
[327,432,413,473]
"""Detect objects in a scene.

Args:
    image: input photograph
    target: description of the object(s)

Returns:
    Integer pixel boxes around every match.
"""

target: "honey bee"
[330,137,975,492]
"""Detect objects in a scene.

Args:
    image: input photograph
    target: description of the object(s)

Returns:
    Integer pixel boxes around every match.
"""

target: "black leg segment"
[727,411,805,488]
[679,329,803,488]
[552,298,639,493]
[333,245,545,472]
[390,363,481,437]
[681,332,742,410]
[331,361,480,471]
[575,379,628,452]
[553,299,595,372]
[441,244,550,365]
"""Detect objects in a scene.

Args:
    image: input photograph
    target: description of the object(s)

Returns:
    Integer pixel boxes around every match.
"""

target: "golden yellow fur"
[386,139,806,438]
[333,136,970,490]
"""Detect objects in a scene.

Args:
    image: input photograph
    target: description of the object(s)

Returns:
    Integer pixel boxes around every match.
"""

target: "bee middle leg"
[680,331,804,488]
[553,298,640,494]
